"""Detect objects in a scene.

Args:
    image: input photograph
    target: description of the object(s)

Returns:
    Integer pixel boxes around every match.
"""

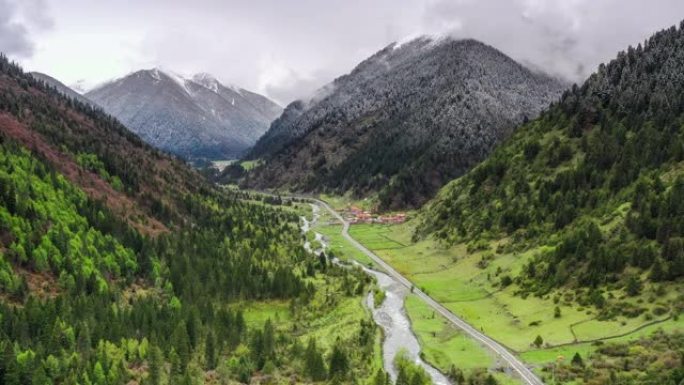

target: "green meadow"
[314,219,523,382]
[346,221,684,370]
[303,203,683,384]
[313,223,378,268]
[238,275,385,383]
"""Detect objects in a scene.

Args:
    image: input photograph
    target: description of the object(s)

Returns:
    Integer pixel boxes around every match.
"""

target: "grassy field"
[405,295,496,371]
[346,220,684,372]
[318,193,377,211]
[298,199,683,385]
[306,207,522,383]
[240,159,261,170]
[315,224,377,267]
[239,276,370,349]
[238,274,384,383]
[349,224,407,250]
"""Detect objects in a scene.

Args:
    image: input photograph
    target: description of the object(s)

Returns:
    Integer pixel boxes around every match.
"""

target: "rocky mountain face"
[244,37,566,209]
[29,72,96,107]
[86,69,281,161]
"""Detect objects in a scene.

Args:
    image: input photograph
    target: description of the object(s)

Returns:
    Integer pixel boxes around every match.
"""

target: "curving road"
[310,198,545,385]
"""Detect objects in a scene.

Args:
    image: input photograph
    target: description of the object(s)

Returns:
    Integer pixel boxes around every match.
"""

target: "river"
[301,203,450,385]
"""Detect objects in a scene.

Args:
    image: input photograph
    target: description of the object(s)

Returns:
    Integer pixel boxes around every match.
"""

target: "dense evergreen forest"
[421,23,684,300]
[0,56,380,384]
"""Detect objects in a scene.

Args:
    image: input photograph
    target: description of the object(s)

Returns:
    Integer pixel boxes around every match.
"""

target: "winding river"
[301,204,450,385]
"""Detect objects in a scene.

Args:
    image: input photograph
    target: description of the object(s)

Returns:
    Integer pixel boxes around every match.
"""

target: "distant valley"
[3,13,683,385]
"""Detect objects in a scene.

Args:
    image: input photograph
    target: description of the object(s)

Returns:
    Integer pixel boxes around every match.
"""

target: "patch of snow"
[163,69,193,95]
[226,83,242,95]
[192,73,220,93]
[150,68,162,81]
[192,72,244,95]
[393,34,444,50]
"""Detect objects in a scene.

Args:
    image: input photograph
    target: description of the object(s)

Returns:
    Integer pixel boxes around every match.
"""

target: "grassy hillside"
[0,56,383,384]
[403,21,684,384]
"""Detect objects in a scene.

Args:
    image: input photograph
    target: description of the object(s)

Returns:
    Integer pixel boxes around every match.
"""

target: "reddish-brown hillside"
[0,59,213,233]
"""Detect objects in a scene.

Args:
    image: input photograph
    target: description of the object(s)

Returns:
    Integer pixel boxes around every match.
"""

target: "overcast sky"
[2,0,684,105]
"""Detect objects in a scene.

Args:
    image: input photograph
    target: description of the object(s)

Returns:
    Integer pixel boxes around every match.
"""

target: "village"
[342,205,408,225]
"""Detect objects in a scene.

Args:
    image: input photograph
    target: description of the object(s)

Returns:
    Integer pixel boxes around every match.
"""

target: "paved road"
[311,198,545,385]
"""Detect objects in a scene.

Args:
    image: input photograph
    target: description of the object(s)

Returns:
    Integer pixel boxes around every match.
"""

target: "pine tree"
[3,346,20,385]
[373,368,388,385]
[396,366,409,385]
[304,339,326,381]
[5,182,16,215]
[171,322,191,370]
[93,361,106,385]
[410,372,425,385]
[484,374,499,385]
[571,352,584,367]
[205,331,216,370]
[328,339,349,379]
[262,319,275,363]
[533,335,544,348]
[626,276,641,296]
[447,365,465,383]
[148,346,162,385]
[186,311,200,350]
[76,323,92,356]
[650,258,666,281]
[31,365,49,385]
[169,349,181,378]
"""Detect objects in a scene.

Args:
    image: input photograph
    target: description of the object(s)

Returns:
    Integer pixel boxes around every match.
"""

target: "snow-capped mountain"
[245,37,566,208]
[86,69,282,160]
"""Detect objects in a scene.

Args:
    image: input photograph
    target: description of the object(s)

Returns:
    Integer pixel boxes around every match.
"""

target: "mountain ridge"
[243,37,566,208]
[86,68,282,161]
[29,71,97,107]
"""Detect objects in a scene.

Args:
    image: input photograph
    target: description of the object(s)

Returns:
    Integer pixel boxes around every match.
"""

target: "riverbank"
[301,203,451,384]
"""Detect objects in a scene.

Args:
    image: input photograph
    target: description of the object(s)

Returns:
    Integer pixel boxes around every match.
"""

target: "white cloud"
[8,0,684,104]
[423,0,684,82]
[0,0,44,57]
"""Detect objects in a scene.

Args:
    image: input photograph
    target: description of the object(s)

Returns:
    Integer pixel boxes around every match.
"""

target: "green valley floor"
[312,202,683,384]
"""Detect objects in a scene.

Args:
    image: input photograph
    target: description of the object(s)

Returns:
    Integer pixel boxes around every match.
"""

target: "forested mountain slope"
[244,37,565,209]
[87,69,282,161]
[0,56,377,384]
[420,22,684,294]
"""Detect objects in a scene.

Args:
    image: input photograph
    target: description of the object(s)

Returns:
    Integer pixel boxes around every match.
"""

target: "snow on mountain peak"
[192,73,220,93]
[162,70,193,94]
[86,67,283,161]
[193,72,244,95]
[150,68,162,81]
